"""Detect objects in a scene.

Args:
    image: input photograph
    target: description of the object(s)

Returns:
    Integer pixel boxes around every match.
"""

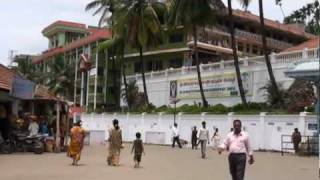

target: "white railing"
[206,26,293,50]
[127,48,318,81]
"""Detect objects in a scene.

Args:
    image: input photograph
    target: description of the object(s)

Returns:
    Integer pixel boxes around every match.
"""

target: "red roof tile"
[233,10,315,39]
[33,29,112,64]
[42,20,87,34]
[283,37,320,52]
[0,64,21,91]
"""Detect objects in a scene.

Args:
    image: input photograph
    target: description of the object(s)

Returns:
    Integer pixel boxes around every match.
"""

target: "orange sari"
[68,126,85,161]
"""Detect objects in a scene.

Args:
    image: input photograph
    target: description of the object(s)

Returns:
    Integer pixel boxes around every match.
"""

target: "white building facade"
[124,48,319,107]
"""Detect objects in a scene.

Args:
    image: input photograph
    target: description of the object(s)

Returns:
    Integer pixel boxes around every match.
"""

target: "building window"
[170,58,182,68]
[97,87,103,93]
[238,42,243,52]
[134,62,141,73]
[169,33,183,43]
[252,45,258,54]
[246,44,250,53]
[98,67,104,76]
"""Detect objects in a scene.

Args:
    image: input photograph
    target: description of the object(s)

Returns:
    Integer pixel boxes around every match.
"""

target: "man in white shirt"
[28,115,39,137]
[172,123,182,148]
[218,119,254,180]
[198,121,209,158]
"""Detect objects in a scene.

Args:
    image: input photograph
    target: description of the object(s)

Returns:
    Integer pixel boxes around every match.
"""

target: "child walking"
[131,132,145,168]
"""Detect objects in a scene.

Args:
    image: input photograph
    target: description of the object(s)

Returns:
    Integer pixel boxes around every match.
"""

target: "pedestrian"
[198,121,209,159]
[68,120,86,166]
[131,132,145,168]
[191,126,198,150]
[291,128,301,154]
[211,128,221,150]
[107,119,123,166]
[28,115,39,137]
[172,123,182,148]
[218,119,254,180]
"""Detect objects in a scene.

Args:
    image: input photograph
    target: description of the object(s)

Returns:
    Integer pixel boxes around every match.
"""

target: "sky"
[0,0,315,66]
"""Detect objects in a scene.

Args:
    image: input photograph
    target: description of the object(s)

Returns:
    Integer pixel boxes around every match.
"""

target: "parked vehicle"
[0,134,13,154]
[11,131,45,154]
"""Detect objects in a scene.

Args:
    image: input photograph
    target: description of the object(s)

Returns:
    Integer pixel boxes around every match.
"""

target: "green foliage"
[284,1,320,35]
[207,104,228,114]
[260,81,286,109]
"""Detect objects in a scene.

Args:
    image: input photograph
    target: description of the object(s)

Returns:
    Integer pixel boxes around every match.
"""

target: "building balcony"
[205,26,293,50]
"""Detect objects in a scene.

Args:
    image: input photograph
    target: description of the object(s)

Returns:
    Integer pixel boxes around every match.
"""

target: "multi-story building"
[32,8,315,110]
[32,21,115,111]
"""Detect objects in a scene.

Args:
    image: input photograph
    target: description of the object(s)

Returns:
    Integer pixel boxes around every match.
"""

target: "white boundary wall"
[81,112,317,151]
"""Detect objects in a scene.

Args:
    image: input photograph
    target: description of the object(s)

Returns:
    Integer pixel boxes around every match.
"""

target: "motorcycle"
[0,134,13,154]
[11,131,45,154]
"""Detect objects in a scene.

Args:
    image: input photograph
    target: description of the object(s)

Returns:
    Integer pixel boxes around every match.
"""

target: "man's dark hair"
[233,119,242,126]
[202,121,206,125]
[174,123,177,127]
[136,132,141,139]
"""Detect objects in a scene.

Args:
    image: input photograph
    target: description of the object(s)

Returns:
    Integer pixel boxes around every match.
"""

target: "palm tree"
[99,31,129,109]
[85,0,116,27]
[258,0,284,105]
[46,55,75,99]
[168,0,221,108]
[116,0,167,106]
[226,0,250,108]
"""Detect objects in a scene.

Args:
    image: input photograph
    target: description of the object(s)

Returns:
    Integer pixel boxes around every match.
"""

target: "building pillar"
[299,111,307,136]
[259,112,266,150]
[74,49,79,106]
[86,45,91,110]
[80,71,84,107]
[94,41,99,110]
[302,48,308,59]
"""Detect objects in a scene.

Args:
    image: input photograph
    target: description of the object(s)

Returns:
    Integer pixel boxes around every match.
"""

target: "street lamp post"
[170,98,180,125]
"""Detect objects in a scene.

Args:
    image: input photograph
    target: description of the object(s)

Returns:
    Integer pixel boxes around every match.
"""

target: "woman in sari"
[68,120,85,166]
[107,119,123,166]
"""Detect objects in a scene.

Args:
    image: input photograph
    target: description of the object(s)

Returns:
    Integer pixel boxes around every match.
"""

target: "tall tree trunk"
[193,25,208,108]
[259,0,283,105]
[227,0,248,108]
[121,55,129,109]
[139,46,149,105]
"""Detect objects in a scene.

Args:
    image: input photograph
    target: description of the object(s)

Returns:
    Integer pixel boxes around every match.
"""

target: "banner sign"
[11,76,35,99]
[172,72,253,99]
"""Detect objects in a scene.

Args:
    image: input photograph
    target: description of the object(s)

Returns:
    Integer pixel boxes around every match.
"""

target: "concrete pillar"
[80,72,84,106]
[302,48,308,59]
[74,49,79,106]
[259,112,266,150]
[181,66,185,75]
[299,111,307,136]
[201,112,207,122]
[243,57,249,67]
[141,112,146,142]
[220,60,225,69]
[86,45,91,110]
[158,112,164,129]
[94,41,99,110]
[55,102,61,152]
[270,52,276,63]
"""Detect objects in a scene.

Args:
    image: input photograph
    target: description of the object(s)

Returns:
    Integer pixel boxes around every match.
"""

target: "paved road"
[0,144,317,180]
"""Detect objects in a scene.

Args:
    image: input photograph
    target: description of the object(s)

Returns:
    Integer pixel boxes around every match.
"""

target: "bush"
[207,104,228,114]
[177,104,203,114]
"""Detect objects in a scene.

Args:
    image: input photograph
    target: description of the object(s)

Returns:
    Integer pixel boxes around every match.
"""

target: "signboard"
[169,80,177,99]
[173,72,252,99]
[11,76,35,99]
[308,123,318,131]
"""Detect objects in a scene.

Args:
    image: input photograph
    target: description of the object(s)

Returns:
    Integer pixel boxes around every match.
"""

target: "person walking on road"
[172,123,182,148]
[218,119,254,180]
[198,121,209,159]
[191,126,198,150]
[291,128,302,154]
